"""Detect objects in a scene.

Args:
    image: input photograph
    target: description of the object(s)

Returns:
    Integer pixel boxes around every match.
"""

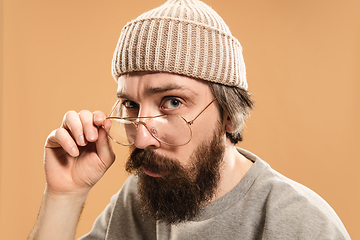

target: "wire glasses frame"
[103,99,216,146]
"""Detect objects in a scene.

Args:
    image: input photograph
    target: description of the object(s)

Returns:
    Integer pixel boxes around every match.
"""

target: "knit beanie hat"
[112,0,248,90]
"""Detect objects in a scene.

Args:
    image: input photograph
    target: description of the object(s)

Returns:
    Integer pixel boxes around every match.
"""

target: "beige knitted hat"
[112,0,248,90]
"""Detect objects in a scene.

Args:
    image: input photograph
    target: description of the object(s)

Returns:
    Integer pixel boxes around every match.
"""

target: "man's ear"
[223,112,235,133]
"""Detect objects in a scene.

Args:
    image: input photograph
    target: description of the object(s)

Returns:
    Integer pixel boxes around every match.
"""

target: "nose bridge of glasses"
[130,117,163,149]
[130,117,157,136]
[129,118,144,131]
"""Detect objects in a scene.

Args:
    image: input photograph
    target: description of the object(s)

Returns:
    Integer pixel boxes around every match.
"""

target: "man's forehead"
[116,72,203,98]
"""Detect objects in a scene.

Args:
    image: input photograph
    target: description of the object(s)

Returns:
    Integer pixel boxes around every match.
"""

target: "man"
[28,0,350,239]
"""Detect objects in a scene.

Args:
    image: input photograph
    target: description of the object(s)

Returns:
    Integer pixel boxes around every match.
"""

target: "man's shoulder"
[237,149,350,239]
[241,150,335,216]
[237,148,332,209]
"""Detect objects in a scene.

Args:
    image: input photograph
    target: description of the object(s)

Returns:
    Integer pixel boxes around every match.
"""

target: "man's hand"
[44,110,115,196]
[28,110,115,240]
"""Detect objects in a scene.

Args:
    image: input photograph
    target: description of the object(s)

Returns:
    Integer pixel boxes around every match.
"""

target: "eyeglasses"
[103,99,216,146]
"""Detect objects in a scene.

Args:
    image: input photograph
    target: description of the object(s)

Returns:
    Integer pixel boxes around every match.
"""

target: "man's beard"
[125,126,225,224]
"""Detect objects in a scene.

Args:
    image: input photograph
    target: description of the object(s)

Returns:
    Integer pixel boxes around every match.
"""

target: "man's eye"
[163,99,182,109]
[122,101,139,109]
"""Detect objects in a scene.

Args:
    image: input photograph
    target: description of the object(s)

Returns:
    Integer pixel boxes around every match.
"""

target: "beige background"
[1,0,359,239]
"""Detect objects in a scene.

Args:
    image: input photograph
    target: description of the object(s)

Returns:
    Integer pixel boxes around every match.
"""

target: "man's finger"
[96,127,116,169]
[79,110,98,143]
[93,111,107,127]
[45,128,79,157]
[61,110,86,146]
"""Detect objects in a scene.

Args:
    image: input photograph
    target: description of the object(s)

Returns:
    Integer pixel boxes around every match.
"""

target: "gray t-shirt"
[80,148,351,239]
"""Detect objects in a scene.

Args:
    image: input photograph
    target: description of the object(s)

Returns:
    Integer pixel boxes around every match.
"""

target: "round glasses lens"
[103,118,136,146]
[147,115,192,146]
[104,115,192,146]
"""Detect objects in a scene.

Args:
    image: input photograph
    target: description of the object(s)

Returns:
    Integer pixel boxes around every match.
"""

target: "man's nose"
[133,121,161,149]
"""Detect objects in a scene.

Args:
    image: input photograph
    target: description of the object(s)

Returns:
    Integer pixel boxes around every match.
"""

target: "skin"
[28,110,115,240]
[28,72,253,240]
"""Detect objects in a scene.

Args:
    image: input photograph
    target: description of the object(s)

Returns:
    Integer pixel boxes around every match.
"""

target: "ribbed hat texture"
[112,0,248,90]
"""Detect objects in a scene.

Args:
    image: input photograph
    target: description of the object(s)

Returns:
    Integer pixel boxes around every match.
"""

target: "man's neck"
[213,141,253,202]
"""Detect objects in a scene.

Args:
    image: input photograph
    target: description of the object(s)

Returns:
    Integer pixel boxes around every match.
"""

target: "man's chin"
[142,166,163,178]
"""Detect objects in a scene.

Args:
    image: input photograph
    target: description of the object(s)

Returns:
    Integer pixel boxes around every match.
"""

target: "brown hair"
[208,82,254,144]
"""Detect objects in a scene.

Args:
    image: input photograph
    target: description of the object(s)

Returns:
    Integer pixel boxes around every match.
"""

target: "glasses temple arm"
[108,99,121,117]
[188,99,216,125]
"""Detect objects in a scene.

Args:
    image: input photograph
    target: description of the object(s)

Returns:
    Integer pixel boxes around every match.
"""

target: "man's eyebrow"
[144,84,198,96]
[116,91,131,99]
[116,83,198,99]
[116,89,132,100]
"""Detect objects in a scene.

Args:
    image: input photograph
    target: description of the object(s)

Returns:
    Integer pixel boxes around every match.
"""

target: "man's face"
[117,72,227,223]
[116,72,223,163]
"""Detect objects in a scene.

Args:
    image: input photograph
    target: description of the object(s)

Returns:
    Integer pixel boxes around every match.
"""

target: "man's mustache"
[126,148,181,176]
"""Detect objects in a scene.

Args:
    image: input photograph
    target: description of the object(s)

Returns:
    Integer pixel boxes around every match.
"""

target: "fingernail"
[94,117,103,123]
[79,135,86,145]
[71,146,79,156]
[88,130,97,141]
